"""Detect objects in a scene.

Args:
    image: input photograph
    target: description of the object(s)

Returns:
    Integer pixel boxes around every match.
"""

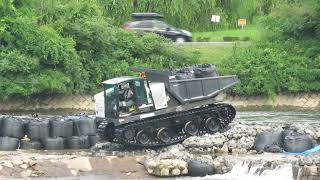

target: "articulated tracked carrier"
[97,65,239,147]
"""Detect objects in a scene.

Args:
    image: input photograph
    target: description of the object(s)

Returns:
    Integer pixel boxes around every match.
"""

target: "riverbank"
[0,93,319,113]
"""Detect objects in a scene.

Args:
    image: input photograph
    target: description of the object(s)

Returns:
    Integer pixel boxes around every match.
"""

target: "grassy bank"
[181,43,248,65]
[193,25,260,42]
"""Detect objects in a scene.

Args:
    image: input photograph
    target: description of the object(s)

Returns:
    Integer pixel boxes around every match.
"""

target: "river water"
[235,111,320,123]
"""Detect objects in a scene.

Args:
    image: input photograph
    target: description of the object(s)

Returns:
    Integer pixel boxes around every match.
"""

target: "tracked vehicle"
[97,65,239,147]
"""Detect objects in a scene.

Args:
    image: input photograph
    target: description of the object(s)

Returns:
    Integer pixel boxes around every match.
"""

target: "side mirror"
[166,27,171,31]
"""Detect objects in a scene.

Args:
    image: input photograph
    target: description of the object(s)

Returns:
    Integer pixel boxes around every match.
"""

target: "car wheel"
[175,36,186,43]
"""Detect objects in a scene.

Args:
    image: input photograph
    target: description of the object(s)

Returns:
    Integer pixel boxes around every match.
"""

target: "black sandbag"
[254,129,283,151]
[0,136,20,150]
[43,137,64,150]
[264,144,282,153]
[175,72,195,80]
[194,64,218,78]
[188,160,214,177]
[2,117,25,138]
[89,135,100,147]
[66,136,90,149]
[50,119,73,138]
[284,135,313,153]
[26,120,49,140]
[20,140,42,150]
[73,118,96,136]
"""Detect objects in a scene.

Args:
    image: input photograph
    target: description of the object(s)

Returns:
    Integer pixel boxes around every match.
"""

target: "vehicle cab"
[102,76,155,121]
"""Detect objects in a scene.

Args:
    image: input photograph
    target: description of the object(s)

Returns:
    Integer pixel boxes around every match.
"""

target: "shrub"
[223,36,239,42]
[241,37,251,41]
[221,42,320,96]
[0,2,198,100]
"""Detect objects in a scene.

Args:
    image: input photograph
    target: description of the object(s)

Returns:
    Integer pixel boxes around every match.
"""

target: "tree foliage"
[0,0,197,100]
[222,0,320,96]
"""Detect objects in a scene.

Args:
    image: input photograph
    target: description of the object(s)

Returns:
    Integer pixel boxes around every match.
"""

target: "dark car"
[123,13,192,43]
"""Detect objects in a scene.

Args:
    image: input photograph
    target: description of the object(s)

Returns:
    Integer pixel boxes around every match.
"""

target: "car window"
[153,21,169,30]
[132,21,154,29]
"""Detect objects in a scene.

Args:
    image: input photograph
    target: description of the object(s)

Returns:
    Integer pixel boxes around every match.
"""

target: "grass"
[193,25,260,42]
[181,43,248,66]
[183,44,241,65]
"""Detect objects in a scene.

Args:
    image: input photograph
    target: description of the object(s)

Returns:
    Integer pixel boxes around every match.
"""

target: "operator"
[120,83,136,113]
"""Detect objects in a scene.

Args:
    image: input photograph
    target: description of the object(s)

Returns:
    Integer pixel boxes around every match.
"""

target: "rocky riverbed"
[142,121,320,179]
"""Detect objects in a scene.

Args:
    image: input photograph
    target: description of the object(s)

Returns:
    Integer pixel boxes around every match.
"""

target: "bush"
[223,36,239,42]
[0,1,198,100]
[221,42,320,96]
[241,36,251,41]
[221,0,320,96]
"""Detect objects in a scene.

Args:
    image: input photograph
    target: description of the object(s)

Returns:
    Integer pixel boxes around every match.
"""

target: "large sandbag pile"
[0,115,99,151]
[171,63,218,80]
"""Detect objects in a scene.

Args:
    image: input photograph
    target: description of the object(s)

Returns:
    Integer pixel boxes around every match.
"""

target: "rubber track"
[98,103,235,147]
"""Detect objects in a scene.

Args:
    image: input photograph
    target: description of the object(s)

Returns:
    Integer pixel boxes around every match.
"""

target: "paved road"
[177,41,251,46]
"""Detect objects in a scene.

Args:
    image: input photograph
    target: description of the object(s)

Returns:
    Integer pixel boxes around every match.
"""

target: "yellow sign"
[238,19,247,26]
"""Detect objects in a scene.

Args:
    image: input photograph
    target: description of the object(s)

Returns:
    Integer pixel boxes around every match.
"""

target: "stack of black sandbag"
[172,63,219,80]
[0,115,100,151]
[70,117,99,149]
[193,64,218,78]
[24,119,50,150]
[0,116,25,150]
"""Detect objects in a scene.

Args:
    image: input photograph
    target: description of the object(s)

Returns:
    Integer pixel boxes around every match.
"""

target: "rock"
[225,139,237,150]
[181,168,188,175]
[237,136,255,150]
[19,164,28,169]
[315,131,320,139]
[218,143,229,154]
[160,168,169,176]
[3,161,13,168]
[12,159,23,166]
[28,160,37,166]
[171,168,180,176]
[67,157,92,172]
[70,169,78,176]
[20,170,32,178]
[303,165,318,176]
[144,159,188,176]
[151,144,193,161]
[232,148,247,154]
[183,133,228,148]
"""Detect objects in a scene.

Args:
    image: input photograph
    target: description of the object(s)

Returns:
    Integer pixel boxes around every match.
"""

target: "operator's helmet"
[123,83,130,90]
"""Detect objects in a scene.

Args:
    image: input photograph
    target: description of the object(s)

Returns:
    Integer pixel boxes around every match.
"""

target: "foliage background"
[0,0,319,100]
[0,0,197,100]
[221,0,320,96]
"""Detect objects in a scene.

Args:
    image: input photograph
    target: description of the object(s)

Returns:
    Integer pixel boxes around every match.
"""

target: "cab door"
[133,79,155,113]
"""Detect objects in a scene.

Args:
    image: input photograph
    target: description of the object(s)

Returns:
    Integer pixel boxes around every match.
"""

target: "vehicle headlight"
[182,30,192,37]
